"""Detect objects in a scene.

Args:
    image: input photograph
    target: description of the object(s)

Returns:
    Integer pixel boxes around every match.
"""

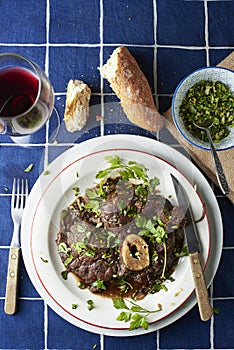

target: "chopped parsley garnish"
[116,277,133,294]
[91,279,106,290]
[72,241,86,254]
[58,242,73,266]
[175,245,189,258]
[58,242,71,255]
[78,282,86,289]
[87,299,94,311]
[135,215,168,278]
[24,163,34,172]
[64,254,73,267]
[61,270,69,280]
[72,186,80,197]
[150,280,168,293]
[96,155,160,198]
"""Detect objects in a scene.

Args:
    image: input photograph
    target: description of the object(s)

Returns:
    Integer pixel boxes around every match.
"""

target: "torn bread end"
[64,79,91,132]
[99,46,163,132]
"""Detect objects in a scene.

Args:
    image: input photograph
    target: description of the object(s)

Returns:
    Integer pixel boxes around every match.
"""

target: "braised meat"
[56,160,186,300]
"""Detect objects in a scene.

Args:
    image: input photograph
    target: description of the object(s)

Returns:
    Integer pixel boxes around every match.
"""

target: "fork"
[4,178,28,315]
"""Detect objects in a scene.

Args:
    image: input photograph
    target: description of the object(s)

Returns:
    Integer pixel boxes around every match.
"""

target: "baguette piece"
[99,46,163,132]
[64,79,91,132]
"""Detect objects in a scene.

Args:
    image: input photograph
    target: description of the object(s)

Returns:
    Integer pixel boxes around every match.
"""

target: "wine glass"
[0,52,59,143]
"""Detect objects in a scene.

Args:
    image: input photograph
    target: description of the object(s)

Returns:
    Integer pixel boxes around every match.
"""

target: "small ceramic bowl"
[172,66,234,151]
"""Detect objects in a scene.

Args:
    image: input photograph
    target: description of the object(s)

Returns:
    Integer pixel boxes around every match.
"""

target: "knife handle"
[4,247,20,315]
[189,252,213,321]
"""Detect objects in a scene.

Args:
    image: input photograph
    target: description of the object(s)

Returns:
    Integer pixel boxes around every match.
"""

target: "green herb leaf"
[61,270,68,280]
[84,200,101,215]
[113,298,162,331]
[116,311,132,322]
[130,305,143,313]
[87,299,94,311]
[58,242,71,255]
[78,282,86,289]
[141,318,149,330]
[112,298,129,310]
[85,249,96,258]
[72,241,86,254]
[24,163,34,172]
[64,254,73,267]
[86,188,99,199]
[91,279,106,290]
[129,313,146,331]
[175,245,189,258]
[72,187,80,196]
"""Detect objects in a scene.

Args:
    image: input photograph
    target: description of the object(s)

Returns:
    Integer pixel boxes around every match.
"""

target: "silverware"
[193,119,229,195]
[4,178,28,315]
[171,174,213,321]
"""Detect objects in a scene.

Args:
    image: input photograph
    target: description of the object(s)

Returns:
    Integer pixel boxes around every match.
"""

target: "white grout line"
[0,42,233,50]
[156,329,160,350]
[39,0,51,174]
[204,0,210,66]
[153,0,160,143]
[99,2,105,349]
[43,3,50,349]
[204,4,213,347]
[100,333,104,350]
[154,6,160,348]
[99,0,105,137]
[0,295,233,302]
[45,0,50,76]
[44,301,49,350]
[153,0,158,108]
[210,283,215,349]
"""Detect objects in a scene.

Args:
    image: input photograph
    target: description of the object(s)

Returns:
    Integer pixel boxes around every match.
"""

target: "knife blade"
[171,174,213,321]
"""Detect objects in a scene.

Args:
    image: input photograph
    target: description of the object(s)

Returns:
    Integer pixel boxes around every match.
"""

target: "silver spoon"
[193,119,230,195]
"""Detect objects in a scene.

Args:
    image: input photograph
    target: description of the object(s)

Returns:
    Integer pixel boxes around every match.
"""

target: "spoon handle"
[206,130,230,194]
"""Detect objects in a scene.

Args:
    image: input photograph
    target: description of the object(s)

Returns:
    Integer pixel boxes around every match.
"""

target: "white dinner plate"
[21,134,223,336]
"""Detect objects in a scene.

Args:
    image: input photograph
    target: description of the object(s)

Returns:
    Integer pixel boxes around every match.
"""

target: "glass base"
[10,107,60,146]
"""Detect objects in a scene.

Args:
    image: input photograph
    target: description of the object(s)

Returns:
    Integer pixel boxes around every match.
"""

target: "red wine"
[0,66,39,117]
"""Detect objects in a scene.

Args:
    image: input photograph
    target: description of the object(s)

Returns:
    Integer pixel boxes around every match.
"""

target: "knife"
[171,174,213,321]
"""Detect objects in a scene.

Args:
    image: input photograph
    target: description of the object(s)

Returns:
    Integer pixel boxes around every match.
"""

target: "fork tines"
[11,178,29,209]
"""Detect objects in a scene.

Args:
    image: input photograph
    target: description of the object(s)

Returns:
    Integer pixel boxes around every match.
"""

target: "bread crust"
[99,46,163,132]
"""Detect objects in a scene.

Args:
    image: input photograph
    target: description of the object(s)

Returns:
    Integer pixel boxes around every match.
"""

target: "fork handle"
[4,247,20,315]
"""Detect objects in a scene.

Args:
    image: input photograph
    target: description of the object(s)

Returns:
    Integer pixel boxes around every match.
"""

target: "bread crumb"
[174,288,183,297]
[96,115,104,122]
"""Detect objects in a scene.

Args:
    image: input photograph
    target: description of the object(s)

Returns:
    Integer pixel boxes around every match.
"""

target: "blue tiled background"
[0,0,234,349]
